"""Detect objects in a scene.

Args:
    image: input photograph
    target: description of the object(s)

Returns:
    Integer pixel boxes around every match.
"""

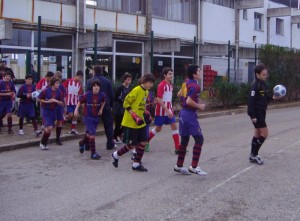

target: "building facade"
[0,0,300,86]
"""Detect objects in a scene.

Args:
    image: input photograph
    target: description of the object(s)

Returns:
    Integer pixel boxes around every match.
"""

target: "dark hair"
[187,64,200,79]
[122,72,132,82]
[140,73,156,84]
[254,63,266,78]
[50,77,60,86]
[91,79,101,88]
[94,65,102,75]
[25,74,33,79]
[0,65,5,71]
[76,70,83,76]
[46,71,54,78]
[162,67,173,76]
[4,70,12,77]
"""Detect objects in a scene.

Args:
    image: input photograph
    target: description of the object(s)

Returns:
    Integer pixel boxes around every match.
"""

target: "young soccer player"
[148,67,180,154]
[0,71,16,134]
[247,63,279,165]
[38,77,64,150]
[54,71,65,145]
[174,64,207,175]
[113,72,132,143]
[62,70,83,135]
[111,73,155,172]
[74,79,105,160]
[16,74,39,135]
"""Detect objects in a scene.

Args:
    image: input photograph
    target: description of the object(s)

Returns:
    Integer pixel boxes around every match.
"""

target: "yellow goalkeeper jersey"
[121,85,148,129]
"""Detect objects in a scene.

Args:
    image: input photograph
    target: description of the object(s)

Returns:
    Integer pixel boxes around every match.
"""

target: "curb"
[0,101,299,153]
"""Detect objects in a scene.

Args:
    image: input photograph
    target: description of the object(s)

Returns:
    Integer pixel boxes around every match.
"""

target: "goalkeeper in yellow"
[111,73,156,172]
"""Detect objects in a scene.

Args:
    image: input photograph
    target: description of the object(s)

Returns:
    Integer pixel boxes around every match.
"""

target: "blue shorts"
[154,116,176,126]
[67,105,76,114]
[18,103,35,118]
[42,108,57,127]
[0,100,12,115]
[179,109,202,137]
[83,115,100,136]
[56,105,64,121]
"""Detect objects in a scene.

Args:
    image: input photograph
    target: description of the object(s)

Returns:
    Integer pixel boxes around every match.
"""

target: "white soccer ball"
[273,85,286,98]
[31,91,40,99]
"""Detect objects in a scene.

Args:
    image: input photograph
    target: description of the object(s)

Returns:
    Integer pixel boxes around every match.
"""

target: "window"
[276,18,284,35]
[89,0,145,14]
[298,24,300,29]
[243,9,248,20]
[254,12,263,31]
[153,0,196,23]
[203,0,234,8]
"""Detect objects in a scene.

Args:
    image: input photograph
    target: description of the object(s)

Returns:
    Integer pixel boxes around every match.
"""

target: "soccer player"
[148,67,180,154]
[113,72,132,143]
[0,71,16,134]
[16,74,39,135]
[54,71,66,145]
[62,70,83,135]
[74,79,105,160]
[174,64,207,175]
[111,73,155,172]
[86,65,115,150]
[38,77,64,150]
[247,63,279,165]
[36,71,54,91]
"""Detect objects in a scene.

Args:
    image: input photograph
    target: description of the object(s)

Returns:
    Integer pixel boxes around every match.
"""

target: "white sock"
[132,162,140,168]
[113,151,119,159]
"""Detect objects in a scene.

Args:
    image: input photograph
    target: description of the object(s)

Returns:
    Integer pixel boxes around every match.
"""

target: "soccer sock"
[176,144,188,167]
[251,137,259,156]
[172,130,180,150]
[191,143,202,168]
[134,143,145,164]
[19,118,24,130]
[41,131,50,145]
[32,118,38,131]
[71,121,77,130]
[148,128,157,142]
[89,137,96,154]
[56,127,62,140]
[117,144,131,156]
[7,116,12,131]
[79,135,89,146]
[256,136,266,154]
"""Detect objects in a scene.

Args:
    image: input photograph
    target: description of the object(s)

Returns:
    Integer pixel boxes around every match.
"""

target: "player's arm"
[247,83,257,121]
[186,96,205,111]
[74,101,82,117]
[98,96,106,116]
[156,97,173,118]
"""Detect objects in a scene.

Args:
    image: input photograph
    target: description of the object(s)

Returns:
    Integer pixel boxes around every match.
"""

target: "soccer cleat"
[39,142,48,150]
[56,139,63,146]
[132,164,148,172]
[8,130,14,135]
[188,166,207,176]
[69,129,79,135]
[111,153,119,168]
[174,165,191,175]
[18,129,24,135]
[79,142,85,153]
[91,152,101,160]
[35,130,42,137]
[249,154,264,165]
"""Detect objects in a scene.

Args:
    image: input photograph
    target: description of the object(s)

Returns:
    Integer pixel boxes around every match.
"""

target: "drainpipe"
[75,0,79,75]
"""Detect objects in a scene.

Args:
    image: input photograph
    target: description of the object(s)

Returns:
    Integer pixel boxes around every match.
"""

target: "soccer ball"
[31,91,40,99]
[273,85,286,98]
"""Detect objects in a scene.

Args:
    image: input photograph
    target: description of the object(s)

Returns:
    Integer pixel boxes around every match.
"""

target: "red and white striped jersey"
[62,78,83,105]
[36,77,48,91]
[155,80,173,116]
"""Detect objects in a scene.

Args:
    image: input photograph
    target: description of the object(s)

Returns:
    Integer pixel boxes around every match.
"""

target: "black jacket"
[247,79,268,119]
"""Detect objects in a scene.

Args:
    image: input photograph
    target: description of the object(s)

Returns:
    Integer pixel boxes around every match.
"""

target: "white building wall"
[152,18,196,41]
[292,24,300,48]
[202,2,235,44]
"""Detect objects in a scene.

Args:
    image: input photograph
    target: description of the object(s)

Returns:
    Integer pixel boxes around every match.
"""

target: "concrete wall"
[202,2,235,44]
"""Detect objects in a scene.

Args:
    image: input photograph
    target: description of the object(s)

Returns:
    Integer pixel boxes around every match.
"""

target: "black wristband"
[126,107,132,111]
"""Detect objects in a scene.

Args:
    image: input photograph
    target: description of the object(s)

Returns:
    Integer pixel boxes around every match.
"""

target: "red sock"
[172,131,180,150]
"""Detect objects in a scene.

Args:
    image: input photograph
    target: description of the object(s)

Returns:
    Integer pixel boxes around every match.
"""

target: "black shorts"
[122,126,148,146]
[252,109,267,128]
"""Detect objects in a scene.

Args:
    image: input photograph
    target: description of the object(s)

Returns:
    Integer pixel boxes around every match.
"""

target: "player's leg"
[68,105,79,135]
[132,126,148,172]
[174,135,190,174]
[55,106,64,145]
[113,113,123,143]
[188,134,207,175]
[89,116,101,160]
[170,122,180,153]
[148,125,162,142]
[40,109,54,150]
[101,107,115,149]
